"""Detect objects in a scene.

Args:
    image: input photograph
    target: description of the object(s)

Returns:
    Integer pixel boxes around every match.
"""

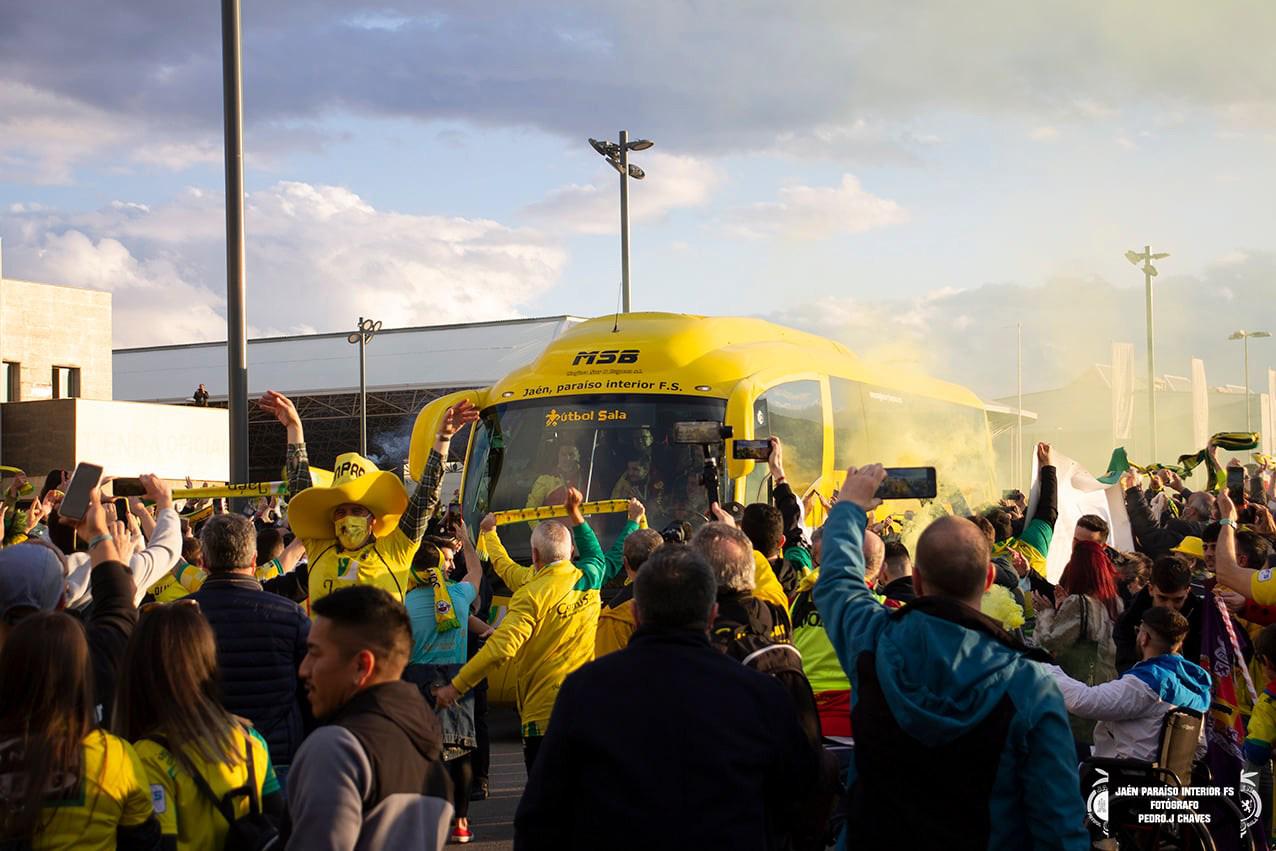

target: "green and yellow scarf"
[410,549,461,633]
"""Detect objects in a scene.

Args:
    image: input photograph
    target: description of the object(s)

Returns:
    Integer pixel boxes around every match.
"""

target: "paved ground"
[464,707,524,850]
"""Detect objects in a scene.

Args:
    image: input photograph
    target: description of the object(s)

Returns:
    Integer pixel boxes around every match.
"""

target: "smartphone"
[875,467,938,500]
[60,462,104,522]
[732,439,772,461]
[114,498,129,522]
[672,421,732,444]
[110,478,146,497]
[445,502,463,528]
[1227,467,1246,504]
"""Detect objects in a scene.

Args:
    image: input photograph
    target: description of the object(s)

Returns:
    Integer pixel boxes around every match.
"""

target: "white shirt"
[1048,664,1207,762]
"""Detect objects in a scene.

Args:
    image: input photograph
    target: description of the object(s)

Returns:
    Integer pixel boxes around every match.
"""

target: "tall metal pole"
[619,130,631,314]
[1144,246,1158,460]
[1017,322,1023,487]
[221,0,249,483]
[1244,335,1252,433]
[358,319,368,456]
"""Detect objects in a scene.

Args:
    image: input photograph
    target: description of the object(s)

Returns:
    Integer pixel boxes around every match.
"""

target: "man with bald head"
[812,464,1087,850]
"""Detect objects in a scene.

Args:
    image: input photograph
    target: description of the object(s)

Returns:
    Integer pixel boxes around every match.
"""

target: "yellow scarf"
[411,550,460,633]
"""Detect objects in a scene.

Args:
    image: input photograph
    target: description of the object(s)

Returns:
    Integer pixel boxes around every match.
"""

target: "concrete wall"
[1,399,229,482]
[0,277,112,401]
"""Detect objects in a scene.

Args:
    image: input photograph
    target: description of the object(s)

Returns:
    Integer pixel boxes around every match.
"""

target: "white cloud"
[722,174,907,240]
[0,182,567,346]
[1029,126,1060,141]
[774,251,1276,400]
[522,153,724,236]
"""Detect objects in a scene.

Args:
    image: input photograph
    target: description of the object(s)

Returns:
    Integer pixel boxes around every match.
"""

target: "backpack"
[148,731,279,851]
[712,620,838,851]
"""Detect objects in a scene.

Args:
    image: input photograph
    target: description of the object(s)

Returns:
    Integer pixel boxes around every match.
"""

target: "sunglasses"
[139,598,201,616]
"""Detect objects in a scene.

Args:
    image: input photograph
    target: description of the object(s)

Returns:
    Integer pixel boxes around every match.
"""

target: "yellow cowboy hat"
[1171,536,1205,561]
[287,452,407,541]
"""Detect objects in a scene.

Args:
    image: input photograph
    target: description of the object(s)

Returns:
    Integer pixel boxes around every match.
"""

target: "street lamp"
[588,131,653,313]
[1125,246,1170,459]
[1229,330,1271,432]
[347,317,382,456]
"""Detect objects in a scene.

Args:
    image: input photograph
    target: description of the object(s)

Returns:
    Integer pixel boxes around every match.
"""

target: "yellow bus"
[409,312,997,560]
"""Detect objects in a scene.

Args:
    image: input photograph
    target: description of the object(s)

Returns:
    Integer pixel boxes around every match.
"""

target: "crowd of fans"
[2,390,1276,850]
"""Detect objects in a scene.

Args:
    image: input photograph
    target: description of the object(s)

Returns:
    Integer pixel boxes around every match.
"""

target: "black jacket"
[714,589,789,643]
[1123,487,1207,558]
[880,576,917,606]
[1114,586,1204,673]
[514,626,816,851]
[86,560,139,727]
[190,573,312,766]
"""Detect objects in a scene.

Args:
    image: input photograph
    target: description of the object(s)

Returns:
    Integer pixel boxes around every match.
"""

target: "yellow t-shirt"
[0,730,155,851]
[1252,567,1276,606]
[134,728,277,851]
[305,529,418,606]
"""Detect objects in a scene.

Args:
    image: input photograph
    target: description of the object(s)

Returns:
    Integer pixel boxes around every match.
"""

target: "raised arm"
[599,500,644,585]
[1048,667,1158,721]
[479,514,535,591]
[457,520,483,595]
[767,438,805,543]
[563,488,619,590]
[439,586,540,706]
[260,391,313,497]
[812,465,891,679]
[1017,443,1059,561]
[399,401,479,543]
[125,475,182,605]
[1215,490,1272,603]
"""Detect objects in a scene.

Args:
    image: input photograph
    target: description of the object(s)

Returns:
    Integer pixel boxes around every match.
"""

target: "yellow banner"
[491,499,629,526]
[173,482,287,500]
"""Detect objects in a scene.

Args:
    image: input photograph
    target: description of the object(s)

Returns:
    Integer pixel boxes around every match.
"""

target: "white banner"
[1112,342,1135,442]
[1192,358,1210,450]
[1026,449,1134,583]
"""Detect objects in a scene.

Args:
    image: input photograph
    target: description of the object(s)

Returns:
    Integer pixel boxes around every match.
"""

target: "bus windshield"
[462,394,729,563]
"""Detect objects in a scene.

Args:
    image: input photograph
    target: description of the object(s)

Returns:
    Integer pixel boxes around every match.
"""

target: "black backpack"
[148,731,279,851]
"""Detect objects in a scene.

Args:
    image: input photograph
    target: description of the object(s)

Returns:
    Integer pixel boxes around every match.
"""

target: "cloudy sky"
[1,1,1274,399]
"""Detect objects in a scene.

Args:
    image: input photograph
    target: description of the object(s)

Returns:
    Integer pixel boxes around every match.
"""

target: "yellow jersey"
[455,523,609,736]
[0,730,155,851]
[304,528,418,607]
[134,727,278,850]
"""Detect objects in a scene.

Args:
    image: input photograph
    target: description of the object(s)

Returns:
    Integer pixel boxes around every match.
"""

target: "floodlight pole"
[1017,322,1023,487]
[619,130,631,314]
[221,0,249,484]
[348,317,381,457]
[1231,331,1271,432]
[1245,334,1252,432]
[1142,245,1158,461]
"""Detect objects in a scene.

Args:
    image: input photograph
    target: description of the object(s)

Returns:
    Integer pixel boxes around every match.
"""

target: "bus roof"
[485,312,984,409]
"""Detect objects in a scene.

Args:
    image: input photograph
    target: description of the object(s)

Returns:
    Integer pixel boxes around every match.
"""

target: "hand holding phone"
[1227,467,1246,505]
[59,463,104,523]
[732,439,772,461]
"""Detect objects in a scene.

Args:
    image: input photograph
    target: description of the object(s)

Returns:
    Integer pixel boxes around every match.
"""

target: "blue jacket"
[190,573,312,767]
[812,501,1088,850]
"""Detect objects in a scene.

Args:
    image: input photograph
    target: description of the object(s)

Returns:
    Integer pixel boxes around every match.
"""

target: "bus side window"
[830,377,870,470]
[750,381,823,501]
